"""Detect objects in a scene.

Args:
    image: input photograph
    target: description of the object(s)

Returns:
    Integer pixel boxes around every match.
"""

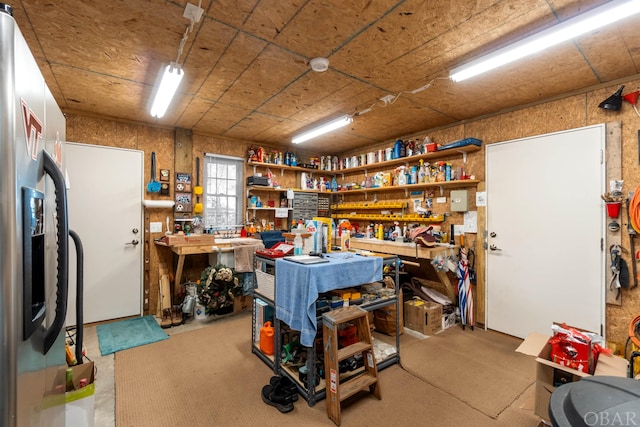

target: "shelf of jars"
[247,161,324,177]
[331,180,480,197]
[247,144,480,177]
[330,201,408,210]
[330,212,445,223]
[247,179,479,199]
[326,144,481,176]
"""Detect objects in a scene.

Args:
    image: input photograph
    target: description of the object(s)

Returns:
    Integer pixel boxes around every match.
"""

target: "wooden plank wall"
[65,76,640,349]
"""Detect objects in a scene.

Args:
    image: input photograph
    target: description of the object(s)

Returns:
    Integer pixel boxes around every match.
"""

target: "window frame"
[202,153,244,232]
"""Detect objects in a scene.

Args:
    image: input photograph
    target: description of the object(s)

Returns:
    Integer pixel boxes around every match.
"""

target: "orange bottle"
[260,321,275,356]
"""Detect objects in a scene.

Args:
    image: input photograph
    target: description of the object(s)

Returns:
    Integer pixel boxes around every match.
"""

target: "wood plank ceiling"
[10,0,640,154]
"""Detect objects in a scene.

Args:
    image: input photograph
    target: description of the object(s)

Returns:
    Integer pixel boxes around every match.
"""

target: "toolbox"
[255,242,294,258]
[247,175,270,186]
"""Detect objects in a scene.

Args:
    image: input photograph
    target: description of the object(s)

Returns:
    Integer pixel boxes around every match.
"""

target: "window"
[203,153,244,231]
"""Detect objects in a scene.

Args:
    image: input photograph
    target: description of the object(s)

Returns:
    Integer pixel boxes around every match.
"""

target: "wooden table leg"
[174,254,185,299]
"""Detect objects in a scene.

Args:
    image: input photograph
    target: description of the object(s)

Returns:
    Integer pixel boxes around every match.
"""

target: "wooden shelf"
[331,214,444,223]
[331,202,408,210]
[326,145,481,175]
[247,144,480,176]
[246,185,324,194]
[247,162,322,174]
[331,180,479,195]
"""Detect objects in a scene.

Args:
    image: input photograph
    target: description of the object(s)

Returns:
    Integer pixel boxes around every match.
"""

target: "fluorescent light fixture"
[150,62,184,118]
[450,0,640,82]
[292,115,353,144]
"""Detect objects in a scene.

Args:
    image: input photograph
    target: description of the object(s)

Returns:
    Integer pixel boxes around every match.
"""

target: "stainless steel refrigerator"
[1,4,70,426]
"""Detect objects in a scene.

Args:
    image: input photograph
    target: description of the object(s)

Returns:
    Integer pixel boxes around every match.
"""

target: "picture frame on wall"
[176,172,192,192]
[175,192,192,213]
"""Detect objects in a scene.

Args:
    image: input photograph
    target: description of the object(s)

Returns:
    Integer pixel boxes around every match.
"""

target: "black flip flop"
[261,384,294,413]
[269,376,298,402]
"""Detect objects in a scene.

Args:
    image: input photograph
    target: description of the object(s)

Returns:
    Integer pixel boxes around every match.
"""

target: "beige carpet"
[115,313,540,426]
[400,326,536,418]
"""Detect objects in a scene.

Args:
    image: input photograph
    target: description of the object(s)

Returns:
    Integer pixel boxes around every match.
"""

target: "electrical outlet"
[150,222,162,233]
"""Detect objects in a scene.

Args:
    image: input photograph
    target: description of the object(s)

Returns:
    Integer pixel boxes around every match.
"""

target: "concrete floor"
[80,314,218,427]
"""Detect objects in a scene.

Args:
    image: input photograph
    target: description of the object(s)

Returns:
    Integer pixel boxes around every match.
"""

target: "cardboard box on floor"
[516,331,628,422]
[404,298,442,336]
[233,294,252,313]
[374,290,403,336]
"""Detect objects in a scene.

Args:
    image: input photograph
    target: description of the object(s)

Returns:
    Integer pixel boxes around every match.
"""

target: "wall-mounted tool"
[193,157,203,214]
[146,152,161,193]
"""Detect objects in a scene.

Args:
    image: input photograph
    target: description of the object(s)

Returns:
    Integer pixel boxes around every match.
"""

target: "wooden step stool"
[322,306,381,426]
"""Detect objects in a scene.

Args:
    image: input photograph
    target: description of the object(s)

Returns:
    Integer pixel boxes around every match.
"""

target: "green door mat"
[97,315,169,356]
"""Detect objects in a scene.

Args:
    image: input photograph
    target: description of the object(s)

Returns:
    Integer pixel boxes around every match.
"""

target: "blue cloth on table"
[275,252,382,347]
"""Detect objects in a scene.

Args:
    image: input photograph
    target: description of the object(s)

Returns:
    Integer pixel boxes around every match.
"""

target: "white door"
[486,125,605,339]
[65,143,143,325]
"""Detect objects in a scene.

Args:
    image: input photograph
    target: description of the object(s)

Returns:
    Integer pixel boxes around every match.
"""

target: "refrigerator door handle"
[42,150,69,354]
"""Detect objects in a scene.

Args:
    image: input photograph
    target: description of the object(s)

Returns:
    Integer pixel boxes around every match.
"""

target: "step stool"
[322,306,381,426]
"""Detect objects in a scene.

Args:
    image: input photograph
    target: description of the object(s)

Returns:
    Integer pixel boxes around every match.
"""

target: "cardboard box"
[65,361,95,427]
[442,312,457,330]
[233,294,252,313]
[516,331,628,422]
[404,298,442,336]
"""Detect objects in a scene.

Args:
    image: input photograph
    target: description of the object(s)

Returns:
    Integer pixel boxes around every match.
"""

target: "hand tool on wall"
[193,157,203,214]
[147,152,161,193]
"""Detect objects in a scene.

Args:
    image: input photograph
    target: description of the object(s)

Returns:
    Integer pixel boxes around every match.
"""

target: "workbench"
[349,238,458,302]
[155,237,260,297]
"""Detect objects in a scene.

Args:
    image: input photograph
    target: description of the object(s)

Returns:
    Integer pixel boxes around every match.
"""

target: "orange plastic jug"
[260,321,275,356]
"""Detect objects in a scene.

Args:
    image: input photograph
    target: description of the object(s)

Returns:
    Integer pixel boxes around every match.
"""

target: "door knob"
[132,228,139,234]
[125,239,140,246]
[490,232,497,238]
[489,244,502,251]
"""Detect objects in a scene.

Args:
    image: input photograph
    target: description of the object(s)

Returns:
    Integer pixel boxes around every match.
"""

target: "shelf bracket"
[253,165,257,175]
[438,185,444,196]
[456,149,468,164]
[404,188,408,198]
[280,169,284,177]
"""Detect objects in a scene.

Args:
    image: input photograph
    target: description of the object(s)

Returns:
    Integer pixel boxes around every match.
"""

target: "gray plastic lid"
[550,375,640,427]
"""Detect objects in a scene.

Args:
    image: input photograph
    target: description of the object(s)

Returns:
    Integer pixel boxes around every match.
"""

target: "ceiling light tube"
[150,62,184,118]
[449,0,640,82]
[292,115,353,144]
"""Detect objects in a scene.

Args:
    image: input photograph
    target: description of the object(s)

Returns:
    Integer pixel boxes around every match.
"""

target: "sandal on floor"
[261,384,294,413]
[269,375,298,402]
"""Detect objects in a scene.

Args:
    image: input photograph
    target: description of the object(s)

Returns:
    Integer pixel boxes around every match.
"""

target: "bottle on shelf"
[331,176,338,192]
[418,159,426,183]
